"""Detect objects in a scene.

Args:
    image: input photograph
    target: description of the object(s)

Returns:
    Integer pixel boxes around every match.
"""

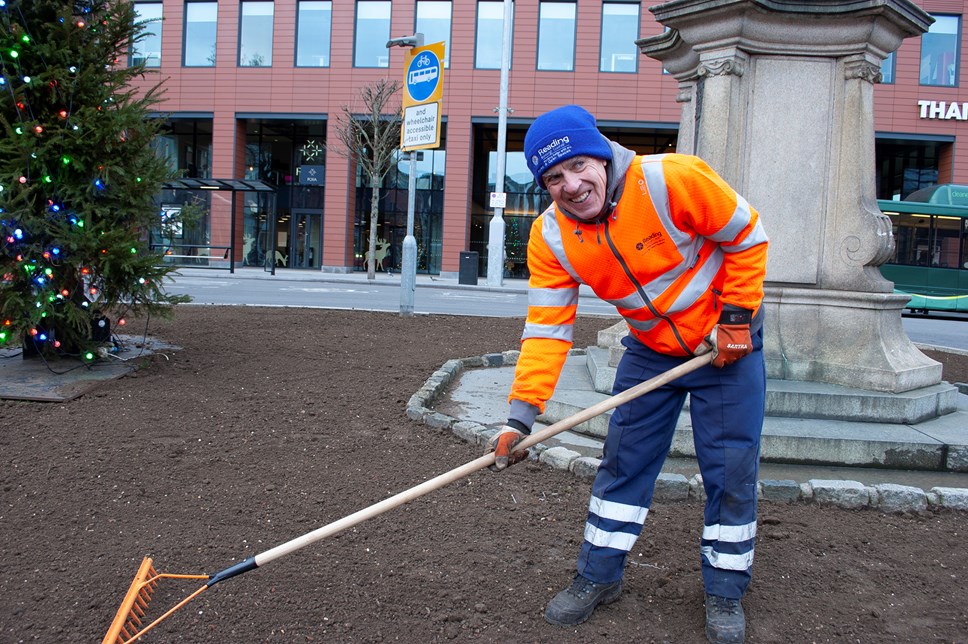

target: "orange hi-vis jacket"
[509,153,769,423]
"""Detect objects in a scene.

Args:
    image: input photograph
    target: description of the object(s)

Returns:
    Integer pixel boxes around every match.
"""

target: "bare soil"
[1,306,966,643]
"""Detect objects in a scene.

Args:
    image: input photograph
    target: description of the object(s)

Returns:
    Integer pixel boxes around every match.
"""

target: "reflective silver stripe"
[700,545,755,571]
[702,520,757,543]
[624,316,662,332]
[722,218,769,253]
[522,322,573,342]
[589,496,649,525]
[640,156,693,250]
[540,208,582,284]
[707,194,752,244]
[529,287,579,308]
[584,522,639,551]
[603,291,645,310]
[662,247,724,315]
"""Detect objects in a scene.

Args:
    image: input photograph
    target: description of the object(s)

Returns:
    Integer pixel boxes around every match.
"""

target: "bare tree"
[330,78,402,280]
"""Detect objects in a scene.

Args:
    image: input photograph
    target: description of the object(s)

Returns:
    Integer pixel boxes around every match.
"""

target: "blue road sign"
[406,50,441,104]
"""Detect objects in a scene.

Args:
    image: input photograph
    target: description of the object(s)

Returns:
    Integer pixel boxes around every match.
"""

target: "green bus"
[878,196,968,314]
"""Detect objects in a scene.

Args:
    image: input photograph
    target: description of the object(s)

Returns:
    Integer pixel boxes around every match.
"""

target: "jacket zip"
[601,218,693,355]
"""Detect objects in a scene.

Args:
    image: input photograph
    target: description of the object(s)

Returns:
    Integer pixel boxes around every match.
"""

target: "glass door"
[289,209,323,268]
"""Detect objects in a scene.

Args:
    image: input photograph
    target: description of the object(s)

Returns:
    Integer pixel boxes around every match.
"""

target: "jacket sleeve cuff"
[718,306,752,325]
[507,399,540,435]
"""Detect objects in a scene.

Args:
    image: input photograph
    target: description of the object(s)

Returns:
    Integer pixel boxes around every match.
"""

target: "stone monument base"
[763,286,941,394]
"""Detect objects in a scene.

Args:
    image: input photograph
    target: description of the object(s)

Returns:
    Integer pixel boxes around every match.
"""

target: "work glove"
[706,308,753,368]
[486,425,529,471]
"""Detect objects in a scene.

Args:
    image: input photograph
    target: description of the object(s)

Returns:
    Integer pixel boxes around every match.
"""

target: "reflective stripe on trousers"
[575,329,765,600]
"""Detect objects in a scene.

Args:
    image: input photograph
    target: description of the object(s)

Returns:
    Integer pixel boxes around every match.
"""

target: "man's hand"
[486,425,529,471]
[707,308,753,368]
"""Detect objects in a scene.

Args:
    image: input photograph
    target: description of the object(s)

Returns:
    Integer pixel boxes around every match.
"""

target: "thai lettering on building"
[918,100,968,120]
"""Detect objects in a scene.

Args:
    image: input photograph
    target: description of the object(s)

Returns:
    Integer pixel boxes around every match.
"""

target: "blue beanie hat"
[524,105,612,189]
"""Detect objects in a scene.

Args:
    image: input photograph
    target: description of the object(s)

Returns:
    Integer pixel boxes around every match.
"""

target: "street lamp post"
[387,33,424,316]
[486,0,513,287]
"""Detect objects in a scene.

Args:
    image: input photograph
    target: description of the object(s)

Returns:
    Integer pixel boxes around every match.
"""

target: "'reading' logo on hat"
[537,136,570,162]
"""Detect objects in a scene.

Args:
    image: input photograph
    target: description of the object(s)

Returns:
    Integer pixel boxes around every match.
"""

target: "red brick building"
[128,1,968,277]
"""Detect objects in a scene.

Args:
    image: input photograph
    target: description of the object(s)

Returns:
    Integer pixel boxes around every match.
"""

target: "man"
[487,105,768,644]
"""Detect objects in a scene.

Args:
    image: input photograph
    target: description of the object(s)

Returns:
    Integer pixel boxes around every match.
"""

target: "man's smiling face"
[541,155,609,221]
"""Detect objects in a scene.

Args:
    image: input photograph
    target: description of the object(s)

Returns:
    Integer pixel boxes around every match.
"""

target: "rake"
[102,352,712,642]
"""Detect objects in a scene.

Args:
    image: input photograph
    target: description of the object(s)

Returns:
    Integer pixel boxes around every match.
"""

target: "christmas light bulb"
[62,156,70,164]
[23,75,30,83]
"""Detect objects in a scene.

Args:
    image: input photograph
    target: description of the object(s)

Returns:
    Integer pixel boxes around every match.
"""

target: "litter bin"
[458,251,479,285]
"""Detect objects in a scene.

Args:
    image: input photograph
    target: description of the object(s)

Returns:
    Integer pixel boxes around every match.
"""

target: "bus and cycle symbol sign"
[402,42,444,109]
[401,41,445,151]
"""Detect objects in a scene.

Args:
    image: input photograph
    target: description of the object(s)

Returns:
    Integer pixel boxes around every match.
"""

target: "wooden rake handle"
[248,352,713,570]
[105,352,713,642]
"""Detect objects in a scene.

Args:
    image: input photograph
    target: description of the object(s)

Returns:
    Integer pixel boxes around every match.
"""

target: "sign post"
[394,39,444,316]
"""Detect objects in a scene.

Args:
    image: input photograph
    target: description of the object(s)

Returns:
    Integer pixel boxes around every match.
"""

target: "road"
[163,271,618,318]
[164,269,967,351]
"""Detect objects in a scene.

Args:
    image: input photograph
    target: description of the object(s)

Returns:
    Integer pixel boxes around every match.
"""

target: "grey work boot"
[704,594,745,643]
[544,574,623,626]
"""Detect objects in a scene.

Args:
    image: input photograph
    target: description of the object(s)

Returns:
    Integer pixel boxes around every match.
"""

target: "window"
[131,2,162,67]
[475,1,513,70]
[239,1,274,67]
[416,1,452,68]
[354,1,392,67]
[880,51,895,84]
[537,2,575,71]
[296,1,332,67]
[600,2,639,73]
[184,2,218,66]
[920,14,960,87]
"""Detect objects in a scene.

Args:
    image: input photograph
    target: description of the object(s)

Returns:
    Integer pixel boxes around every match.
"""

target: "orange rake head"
[102,557,210,643]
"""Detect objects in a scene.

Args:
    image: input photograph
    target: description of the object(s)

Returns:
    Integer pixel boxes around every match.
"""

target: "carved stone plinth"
[636,1,944,397]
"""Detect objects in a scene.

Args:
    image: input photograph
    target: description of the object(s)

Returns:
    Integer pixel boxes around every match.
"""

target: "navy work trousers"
[575,330,766,599]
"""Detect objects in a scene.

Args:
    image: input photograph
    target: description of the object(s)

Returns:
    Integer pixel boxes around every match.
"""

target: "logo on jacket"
[635,231,664,252]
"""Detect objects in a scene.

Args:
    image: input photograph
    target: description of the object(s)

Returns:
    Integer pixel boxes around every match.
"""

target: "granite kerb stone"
[408,355,968,513]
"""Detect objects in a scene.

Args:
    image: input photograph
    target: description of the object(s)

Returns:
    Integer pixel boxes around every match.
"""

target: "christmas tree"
[0,0,187,361]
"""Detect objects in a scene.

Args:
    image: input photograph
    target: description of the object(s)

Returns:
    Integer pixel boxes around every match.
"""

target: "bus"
[877,197,968,314]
